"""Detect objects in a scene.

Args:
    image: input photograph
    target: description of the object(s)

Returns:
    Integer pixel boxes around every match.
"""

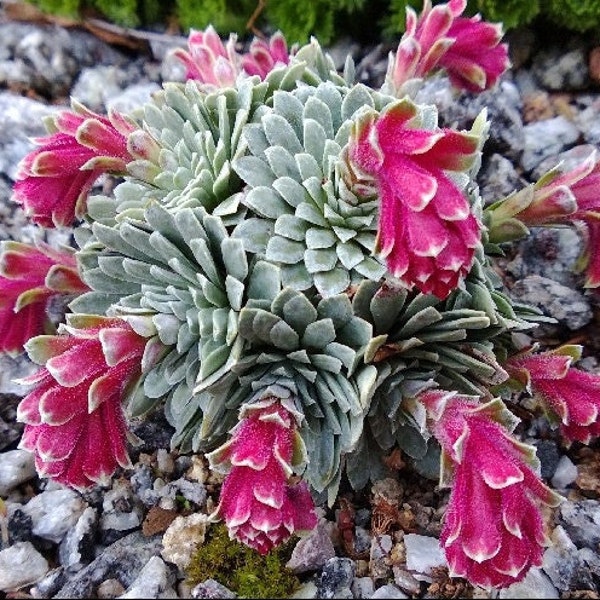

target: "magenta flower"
[0,241,89,356]
[17,316,153,489]
[418,390,562,589]
[13,101,136,228]
[208,398,318,554]
[386,0,509,95]
[241,31,290,79]
[172,26,239,86]
[506,344,600,445]
[348,99,482,299]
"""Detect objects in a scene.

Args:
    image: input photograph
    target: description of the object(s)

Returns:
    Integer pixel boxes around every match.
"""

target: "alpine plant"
[5,0,600,591]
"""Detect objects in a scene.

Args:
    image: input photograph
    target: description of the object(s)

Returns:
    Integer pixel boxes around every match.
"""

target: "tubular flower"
[12,101,136,228]
[418,390,562,589]
[348,99,482,299]
[172,25,239,87]
[207,398,318,555]
[505,344,600,445]
[385,0,509,95]
[16,316,155,489]
[0,240,89,356]
[241,31,290,79]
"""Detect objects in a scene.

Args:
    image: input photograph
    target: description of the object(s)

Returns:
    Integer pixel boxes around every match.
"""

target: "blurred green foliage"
[23,0,600,45]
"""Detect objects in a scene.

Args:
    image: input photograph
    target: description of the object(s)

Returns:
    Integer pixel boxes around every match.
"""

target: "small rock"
[509,275,593,332]
[531,439,561,480]
[558,499,600,549]
[370,533,394,580]
[404,534,447,581]
[286,520,336,573]
[142,505,178,536]
[30,567,66,599]
[499,567,559,599]
[0,541,49,591]
[118,556,178,599]
[351,577,375,599]
[158,477,207,510]
[479,153,524,205]
[161,512,209,572]
[521,116,580,173]
[0,448,37,495]
[96,578,127,599]
[551,456,578,489]
[100,481,144,543]
[22,487,87,544]
[191,578,236,599]
[59,506,98,572]
[371,583,409,599]
[7,506,34,543]
[531,44,589,91]
[392,567,421,596]
[316,557,356,599]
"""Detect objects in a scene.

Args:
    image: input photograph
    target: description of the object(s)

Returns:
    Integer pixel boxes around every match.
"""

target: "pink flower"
[172,26,239,86]
[208,398,318,554]
[0,241,89,356]
[505,344,600,445]
[17,316,152,489]
[418,390,562,589]
[13,102,136,228]
[348,99,482,299]
[386,0,509,95]
[241,31,290,79]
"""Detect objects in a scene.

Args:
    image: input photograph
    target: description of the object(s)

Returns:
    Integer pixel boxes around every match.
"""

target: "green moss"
[543,0,600,32]
[174,0,252,36]
[26,0,82,19]
[186,523,301,599]
[91,0,140,27]
[475,0,540,30]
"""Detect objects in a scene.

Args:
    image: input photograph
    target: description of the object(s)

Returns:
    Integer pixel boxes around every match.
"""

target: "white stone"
[0,542,49,591]
[371,583,409,599]
[551,455,578,489]
[161,513,209,572]
[404,534,446,580]
[22,488,87,543]
[499,567,559,599]
[0,449,36,495]
[119,556,178,599]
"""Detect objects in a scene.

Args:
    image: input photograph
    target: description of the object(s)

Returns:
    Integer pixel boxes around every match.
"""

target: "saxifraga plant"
[7,0,600,591]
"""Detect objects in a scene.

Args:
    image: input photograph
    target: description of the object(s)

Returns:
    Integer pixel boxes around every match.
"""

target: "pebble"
[351,576,375,598]
[531,44,590,91]
[558,500,600,550]
[58,507,98,572]
[316,557,356,599]
[403,533,446,580]
[118,556,178,599]
[551,456,578,489]
[22,488,87,544]
[0,448,36,495]
[286,520,336,573]
[190,578,236,599]
[521,116,580,172]
[160,513,209,572]
[100,481,144,543]
[0,541,49,591]
[499,567,559,599]
[30,567,67,599]
[371,583,409,599]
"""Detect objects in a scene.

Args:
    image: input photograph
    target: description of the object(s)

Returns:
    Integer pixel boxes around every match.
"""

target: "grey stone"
[22,487,87,544]
[551,456,578,490]
[7,506,34,544]
[0,541,49,591]
[100,481,144,543]
[118,556,178,599]
[191,578,236,599]
[0,448,36,495]
[392,567,421,595]
[509,275,592,331]
[531,144,598,182]
[531,439,561,480]
[71,66,136,113]
[286,520,336,573]
[29,567,66,599]
[521,116,580,172]
[479,153,525,206]
[105,82,161,115]
[316,557,356,599]
[59,507,98,572]
[371,583,409,599]
[531,44,589,91]
[558,500,600,550]
[499,567,559,599]
[351,577,375,599]
[54,531,163,599]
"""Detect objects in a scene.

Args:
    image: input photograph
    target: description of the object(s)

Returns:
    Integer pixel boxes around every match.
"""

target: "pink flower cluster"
[506,344,600,444]
[348,99,481,299]
[0,241,88,355]
[418,390,562,589]
[386,0,509,94]
[172,25,290,87]
[17,317,151,489]
[13,102,136,228]
[208,398,317,554]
